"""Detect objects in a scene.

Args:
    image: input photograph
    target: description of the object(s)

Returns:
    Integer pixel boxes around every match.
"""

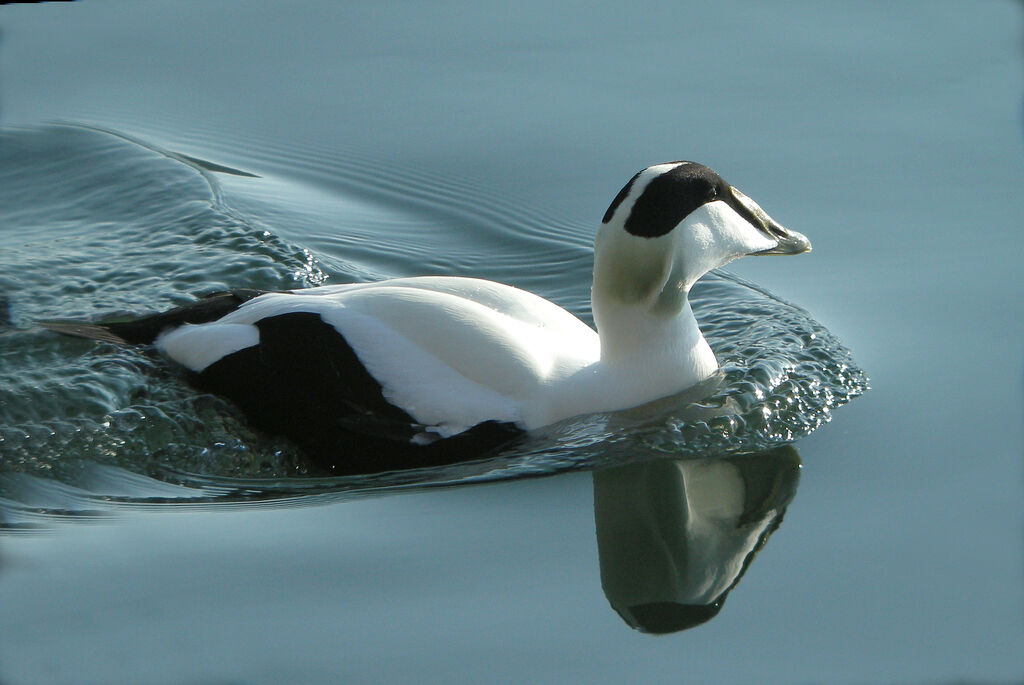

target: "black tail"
[41,289,269,345]
[40,320,135,344]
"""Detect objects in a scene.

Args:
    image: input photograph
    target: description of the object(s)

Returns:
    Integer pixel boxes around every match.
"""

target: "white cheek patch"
[690,222,714,251]
[705,202,776,255]
[155,323,260,373]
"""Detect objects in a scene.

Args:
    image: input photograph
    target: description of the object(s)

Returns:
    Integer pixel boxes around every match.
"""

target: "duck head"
[593,161,810,320]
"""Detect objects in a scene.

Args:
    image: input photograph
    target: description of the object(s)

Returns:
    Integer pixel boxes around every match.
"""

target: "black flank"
[191,311,522,473]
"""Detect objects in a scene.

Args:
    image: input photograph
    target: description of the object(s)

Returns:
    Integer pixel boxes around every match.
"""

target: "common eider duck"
[45,161,810,472]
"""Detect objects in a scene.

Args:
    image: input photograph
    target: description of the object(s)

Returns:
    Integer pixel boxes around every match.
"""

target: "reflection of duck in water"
[593,447,801,634]
[43,163,810,472]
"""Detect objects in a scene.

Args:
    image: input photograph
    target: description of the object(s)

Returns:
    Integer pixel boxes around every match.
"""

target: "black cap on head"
[603,162,729,238]
[604,161,787,245]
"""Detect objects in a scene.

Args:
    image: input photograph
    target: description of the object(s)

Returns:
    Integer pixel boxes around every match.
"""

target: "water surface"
[0,2,1021,684]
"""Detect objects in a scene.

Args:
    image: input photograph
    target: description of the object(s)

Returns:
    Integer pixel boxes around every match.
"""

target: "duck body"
[44,162,810,472]
[166,277,605,437]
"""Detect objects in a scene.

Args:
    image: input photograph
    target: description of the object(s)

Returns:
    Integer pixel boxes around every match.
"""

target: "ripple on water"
[0,124,866,523]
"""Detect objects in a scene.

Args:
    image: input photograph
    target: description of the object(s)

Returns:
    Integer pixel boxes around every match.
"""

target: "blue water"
[0,2,1022,684]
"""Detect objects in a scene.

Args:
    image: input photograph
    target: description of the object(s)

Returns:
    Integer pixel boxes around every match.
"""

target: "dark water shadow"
[594,445,800,633]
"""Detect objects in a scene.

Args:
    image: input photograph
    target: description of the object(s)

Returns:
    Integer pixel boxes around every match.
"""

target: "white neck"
[572,212,722,415]
[592,286,718,396]
[595,291,701,359]
[521,281,716,430]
